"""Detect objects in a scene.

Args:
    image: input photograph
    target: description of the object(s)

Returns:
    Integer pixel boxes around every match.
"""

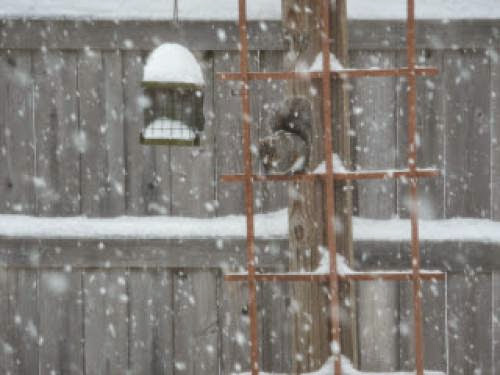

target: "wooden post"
[282,0,355,371]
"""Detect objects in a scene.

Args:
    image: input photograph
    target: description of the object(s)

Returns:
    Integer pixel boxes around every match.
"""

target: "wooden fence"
[0,18,499,374]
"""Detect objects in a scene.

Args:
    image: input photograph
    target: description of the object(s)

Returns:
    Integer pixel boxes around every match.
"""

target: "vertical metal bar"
[320,1,342,374]
[237,0,259,373]
[406,1,425,374]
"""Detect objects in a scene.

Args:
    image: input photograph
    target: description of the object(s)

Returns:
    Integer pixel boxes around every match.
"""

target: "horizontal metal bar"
[224,270,445,282]
[220,168,440,183]
[217,67,438,81]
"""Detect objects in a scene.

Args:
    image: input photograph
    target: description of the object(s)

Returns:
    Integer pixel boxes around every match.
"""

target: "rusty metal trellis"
[217,0,444,374]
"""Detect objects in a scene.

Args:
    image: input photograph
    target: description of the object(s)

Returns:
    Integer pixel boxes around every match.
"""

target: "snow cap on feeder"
[141,43,205,146]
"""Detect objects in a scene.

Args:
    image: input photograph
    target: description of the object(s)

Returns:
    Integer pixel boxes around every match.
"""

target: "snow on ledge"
[234,355,444,375]
[0,211,499,243]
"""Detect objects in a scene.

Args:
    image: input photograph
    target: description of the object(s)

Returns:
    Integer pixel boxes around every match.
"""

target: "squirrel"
[258,97,311,175]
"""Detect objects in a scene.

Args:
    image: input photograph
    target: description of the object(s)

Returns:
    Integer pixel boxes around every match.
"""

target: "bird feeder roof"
[143,43,205,88]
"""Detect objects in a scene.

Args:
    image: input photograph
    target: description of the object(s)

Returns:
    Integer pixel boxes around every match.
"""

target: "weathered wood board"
[351,50,400,372]
[444,50,491,218]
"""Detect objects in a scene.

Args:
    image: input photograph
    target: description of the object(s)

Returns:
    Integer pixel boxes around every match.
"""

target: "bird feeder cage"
[141,43,205,146]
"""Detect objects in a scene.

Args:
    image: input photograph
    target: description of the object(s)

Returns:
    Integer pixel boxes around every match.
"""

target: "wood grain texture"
[83,270,128,375]
[128,269,174,375]
[39,271,84,375]
[444,50,491,218]
[257,50,288,213]
[122,50,171,216]
[399,280,446,371]
[170,53,215,217]
[447,272,492,375]
[0,20,285,51]
[173,270,219,374]
[33,50,80,216]
[214,51,258,215]
[491,48,500,221]
[221,280,251,373]
[0,51,35,214]
[493,272,500,374]
[258,280,292,373]
[0,269,39,374]
[396,50,445,219]
[79,49,126,216]
[351,50,400,372]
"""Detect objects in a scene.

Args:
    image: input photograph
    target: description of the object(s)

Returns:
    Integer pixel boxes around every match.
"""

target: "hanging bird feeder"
[141,43,205,146]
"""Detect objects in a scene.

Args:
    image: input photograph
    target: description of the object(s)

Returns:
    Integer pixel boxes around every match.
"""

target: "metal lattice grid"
[217,0,444,374]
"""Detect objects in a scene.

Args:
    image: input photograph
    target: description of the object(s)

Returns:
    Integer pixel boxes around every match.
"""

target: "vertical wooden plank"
[221,280,250,373]
[123,50,170,215]
[258,50,288,213]
[129,269,174,375]
[351,50,397,218]
[258,281,292,373]
[351,50,400,371]
[33,50,80,216]
[396,50,446,219]
[493,272,500,374]
[0,269,39,374]
[84,270,128,375]
[399,279,446,371]
[0,50,35,214]
[445,50,491,218]
[447,272,492,375]
[491,48,500,221]
[102,50,126,215]
[173,270,219,374]
[39,271,84,375]
[214,51,259,215]
[79,49,126,216]
[170,53,215,217]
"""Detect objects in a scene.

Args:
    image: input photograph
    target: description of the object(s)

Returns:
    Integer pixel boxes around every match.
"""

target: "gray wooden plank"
[357,279,399,371]
[33,50,80,216]
[0,20,285,51]
[79,49,126,216]
[38,270,84,375]
[2,20,499,51]
[78,48,105,216]
[129,269,174,375]
[221,280,251,373]
[83,270,128,375]
[0,238,286,269]
[214,51,259,215]
[351,50,397,218]
[122,50,171,215]
[491,48,500,221]
[493,272,500,374]
[445,50,491,218]
[170,52,215,217]
[351,50,400,371]
[258,280,292,373]
[0,268,14,373]
[348,20,500,51]
[0,270,39,374]
[257,50,288,213]
[102,50,126,215]
[399,279,446,371]
[0,50,35,214]
[447,272,492,375]
[173,270,219,374]
[214,51,243,215]
[396,49,445,219]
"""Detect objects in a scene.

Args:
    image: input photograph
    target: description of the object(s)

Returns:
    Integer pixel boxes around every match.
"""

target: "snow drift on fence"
[0,210,499,243]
